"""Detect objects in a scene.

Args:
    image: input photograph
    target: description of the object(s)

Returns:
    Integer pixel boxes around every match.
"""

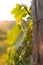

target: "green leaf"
[11,4,28,24]
[7,25,22,45]
[14,32,26,49]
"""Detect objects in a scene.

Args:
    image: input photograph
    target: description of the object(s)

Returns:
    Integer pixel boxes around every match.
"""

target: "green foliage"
[6,21,32,65]
[6,48,16,65]
[7,25,22,45]
[6,3,33,65]
[11,4,28,24]
[14,21,32,65]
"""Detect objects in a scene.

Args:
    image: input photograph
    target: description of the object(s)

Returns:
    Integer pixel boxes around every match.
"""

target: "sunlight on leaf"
[7,25,22,45]
[11,4,28,24]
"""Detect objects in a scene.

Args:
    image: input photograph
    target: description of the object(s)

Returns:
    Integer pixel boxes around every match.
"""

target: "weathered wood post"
[31,0,43,65]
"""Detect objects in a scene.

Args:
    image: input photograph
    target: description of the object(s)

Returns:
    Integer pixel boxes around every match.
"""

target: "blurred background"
[0,0,32,65]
